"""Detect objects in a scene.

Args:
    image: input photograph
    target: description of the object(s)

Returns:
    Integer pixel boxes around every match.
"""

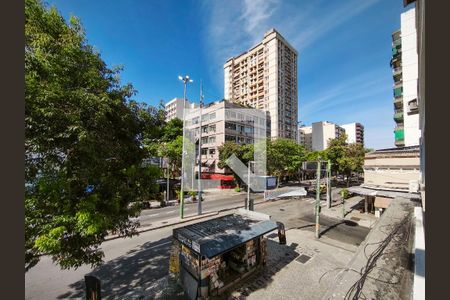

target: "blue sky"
[48,0,406,149]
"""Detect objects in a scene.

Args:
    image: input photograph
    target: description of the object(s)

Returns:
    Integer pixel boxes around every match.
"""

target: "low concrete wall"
[413,207,425,300]
[322,197,415,300]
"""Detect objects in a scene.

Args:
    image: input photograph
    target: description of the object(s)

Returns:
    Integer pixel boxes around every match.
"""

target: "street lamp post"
[197,80,204,215]
[179,75,193,219]
[247,161,255,210]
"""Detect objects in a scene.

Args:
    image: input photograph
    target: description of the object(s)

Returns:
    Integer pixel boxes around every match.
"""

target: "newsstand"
[169,209,278,300]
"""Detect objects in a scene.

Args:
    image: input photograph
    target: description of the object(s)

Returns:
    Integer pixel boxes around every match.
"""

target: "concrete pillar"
[364,196,368,214]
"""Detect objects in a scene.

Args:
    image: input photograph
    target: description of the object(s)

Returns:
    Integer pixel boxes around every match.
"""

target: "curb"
[104,198,269,242]
[104,211,219,241]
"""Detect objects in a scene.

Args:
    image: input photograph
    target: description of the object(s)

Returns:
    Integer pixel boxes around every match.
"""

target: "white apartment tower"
[298,126,312,151]
[224,29,298,141]
[341,123,364,145]
[391,5,420,147]
[164,98,197,122]
[312,121,345,151]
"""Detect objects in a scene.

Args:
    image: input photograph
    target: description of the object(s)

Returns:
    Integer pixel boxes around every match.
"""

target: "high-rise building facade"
[341,123,364,145]
[298,126,312,151]
[165,98,197,121]
[223,29,298,141]
[311,121,345,151]
[391,5,420,147]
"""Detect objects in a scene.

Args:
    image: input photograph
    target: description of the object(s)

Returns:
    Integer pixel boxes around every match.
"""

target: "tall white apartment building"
[164,98,197,122]
[341,123,364,145]
[224,29,298,141]
[391,5,420,147]
[298,126,312,151]
[312,121,345,151]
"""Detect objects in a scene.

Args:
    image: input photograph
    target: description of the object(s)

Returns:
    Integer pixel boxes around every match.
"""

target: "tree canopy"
[267,138,306,182]
[25,0,161,271]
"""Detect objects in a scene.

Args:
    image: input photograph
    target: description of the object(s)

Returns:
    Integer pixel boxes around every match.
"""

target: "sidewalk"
[224,228,359,300]
[146,188,243,209]
[107,195,268,241]
[321,195,378,228]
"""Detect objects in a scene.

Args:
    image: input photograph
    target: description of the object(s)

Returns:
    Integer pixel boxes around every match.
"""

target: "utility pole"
[247,161,255,210]
[166,157,170,206]
[178,75,193,219]
[315,159,321,239]
[326,159,332,208]
[197,80,204,215]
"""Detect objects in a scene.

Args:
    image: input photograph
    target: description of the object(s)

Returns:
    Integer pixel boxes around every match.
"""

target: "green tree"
[304,150,328,161]
[158,135,183,178]
[25,0,159,271]
[161,118,183,142]
[337,143,365,186]
[128,100,167,155]
[218,142,253,187]
[267,138,306,184]
[325,134,348,175]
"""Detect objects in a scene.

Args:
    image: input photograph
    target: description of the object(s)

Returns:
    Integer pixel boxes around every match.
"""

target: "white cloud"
[287,0,382,52]
[200,0,391,148]
[241,0,279,45]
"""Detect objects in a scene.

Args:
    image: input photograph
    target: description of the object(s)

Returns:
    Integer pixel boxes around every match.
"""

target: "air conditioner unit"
[408,99,419,114]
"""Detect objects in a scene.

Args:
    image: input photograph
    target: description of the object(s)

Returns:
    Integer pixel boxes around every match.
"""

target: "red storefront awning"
[201,173,234,181]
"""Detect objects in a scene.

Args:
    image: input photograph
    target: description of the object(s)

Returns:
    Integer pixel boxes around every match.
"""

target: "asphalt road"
[137,191,264,227]
[25,195,369,300]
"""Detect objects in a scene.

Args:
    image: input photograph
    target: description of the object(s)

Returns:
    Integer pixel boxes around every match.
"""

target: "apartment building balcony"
[394,97,403,109]
[394,128,404,147]
[393,87,403,98]
[393,81,403,89]
[392,38,401,47]
[394,110,404,122]
[393,67,402,76]
[392,29,401,41]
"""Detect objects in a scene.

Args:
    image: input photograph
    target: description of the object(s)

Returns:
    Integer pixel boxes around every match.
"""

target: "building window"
[208,136,216,143]
[225,122,237,130]
[202,126,208,133]
[225,135,236,142]
[201,148,208,155]
[209,124,216,133]
[201,137,208,144]
[209,112,216,120]
[209,148,216,155]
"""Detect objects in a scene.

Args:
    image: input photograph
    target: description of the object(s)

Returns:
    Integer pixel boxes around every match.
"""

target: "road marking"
[165,211,173,214]
[147,213,160,217]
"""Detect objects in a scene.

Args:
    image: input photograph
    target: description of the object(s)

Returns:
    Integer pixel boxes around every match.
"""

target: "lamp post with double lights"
[179,75,193,219]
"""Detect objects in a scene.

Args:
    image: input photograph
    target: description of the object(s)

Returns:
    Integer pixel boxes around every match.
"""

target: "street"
[137,190,264,227]
[25,194,369,300]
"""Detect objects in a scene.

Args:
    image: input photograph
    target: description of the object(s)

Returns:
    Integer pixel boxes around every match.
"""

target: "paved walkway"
[224,228,359,300]
[320,195,378,228]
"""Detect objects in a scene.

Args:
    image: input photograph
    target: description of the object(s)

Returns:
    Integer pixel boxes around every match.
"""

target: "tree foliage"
[161,118,183,142]
[158,135,183,177]
[324,134,365,185]
[217,142,253,187]
[267,138,306,182]
[25,0,160,271]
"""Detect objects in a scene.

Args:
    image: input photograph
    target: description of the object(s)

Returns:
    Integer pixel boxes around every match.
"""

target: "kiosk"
[169,210,278,299]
